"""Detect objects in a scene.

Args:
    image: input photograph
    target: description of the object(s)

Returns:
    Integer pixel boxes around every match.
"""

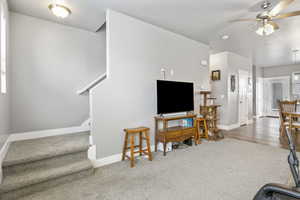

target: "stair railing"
[77,73,107,95]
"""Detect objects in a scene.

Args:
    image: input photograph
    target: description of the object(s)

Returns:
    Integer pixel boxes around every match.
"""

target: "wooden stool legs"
[122,132,128,161]
[145,130,152,161]
[139,132,143,156]
[130,135,135,167]
[196,118,209,144]
[122,128,152,168]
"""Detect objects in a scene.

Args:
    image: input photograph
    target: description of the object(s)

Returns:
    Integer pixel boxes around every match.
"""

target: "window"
[0,3,6,94]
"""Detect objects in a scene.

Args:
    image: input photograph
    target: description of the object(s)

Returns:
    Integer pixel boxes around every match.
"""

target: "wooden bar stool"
[122,127,152,167]
[195,117,209,144]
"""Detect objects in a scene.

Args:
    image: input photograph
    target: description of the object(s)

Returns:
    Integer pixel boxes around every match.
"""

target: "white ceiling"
[8,0,300,67]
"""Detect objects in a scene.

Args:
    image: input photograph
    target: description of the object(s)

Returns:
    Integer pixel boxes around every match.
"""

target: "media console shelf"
[154,114,197,156]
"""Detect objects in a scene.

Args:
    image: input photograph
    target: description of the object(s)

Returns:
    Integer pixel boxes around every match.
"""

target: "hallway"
[224,117,300,151]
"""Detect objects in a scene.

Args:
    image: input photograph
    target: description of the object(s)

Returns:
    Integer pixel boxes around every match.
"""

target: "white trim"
[254,115,263,119]
[218,123,240,131]
[93,153,122,168]
[77,73,107,95]
[263,76,290,80]
[9,126,90,142]
[0,137,10,183]
[106,9,110,78]
[93,145,155,168]
[81,118,91,127]
[238,69,250,126]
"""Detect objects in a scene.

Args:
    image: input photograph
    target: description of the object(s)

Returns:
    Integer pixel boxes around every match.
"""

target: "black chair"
[253,128,300,200]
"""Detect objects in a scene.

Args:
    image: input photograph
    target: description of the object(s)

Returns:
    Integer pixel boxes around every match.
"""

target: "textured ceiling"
[8,0,300,67]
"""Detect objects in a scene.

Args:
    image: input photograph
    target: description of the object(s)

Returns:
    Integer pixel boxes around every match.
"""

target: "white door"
[256,77,264,117]
[239,70,249,126]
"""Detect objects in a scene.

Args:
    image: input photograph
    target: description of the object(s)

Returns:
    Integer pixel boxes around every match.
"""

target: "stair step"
[3,132,90,167]
[0,159,93,194]
[3,151,88,176]
[0,167,94,200]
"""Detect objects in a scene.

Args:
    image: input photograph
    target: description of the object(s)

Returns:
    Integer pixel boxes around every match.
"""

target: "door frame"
[262,76,290,117]
[238,70,249,126]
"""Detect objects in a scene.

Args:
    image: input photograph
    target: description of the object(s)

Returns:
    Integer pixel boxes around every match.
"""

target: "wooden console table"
[154,114,197,156]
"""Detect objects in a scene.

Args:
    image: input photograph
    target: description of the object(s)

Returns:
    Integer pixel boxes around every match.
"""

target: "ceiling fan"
[232,0,300,36]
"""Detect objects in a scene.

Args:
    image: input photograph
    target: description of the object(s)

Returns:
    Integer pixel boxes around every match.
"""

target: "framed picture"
[211,70,221,81]
[230,75,236,92]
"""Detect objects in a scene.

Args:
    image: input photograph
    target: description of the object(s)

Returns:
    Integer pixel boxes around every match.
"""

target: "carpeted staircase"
[0,132,94,200]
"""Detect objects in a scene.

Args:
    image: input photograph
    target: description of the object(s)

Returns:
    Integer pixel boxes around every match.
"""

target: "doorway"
[239,70,249,126]
[263,76,290,117]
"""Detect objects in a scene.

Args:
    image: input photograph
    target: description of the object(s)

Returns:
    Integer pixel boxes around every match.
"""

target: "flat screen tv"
[157,80,194,114]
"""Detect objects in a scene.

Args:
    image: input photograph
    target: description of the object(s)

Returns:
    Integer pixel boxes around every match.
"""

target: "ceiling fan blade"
[230,18,260,22]
[268,21,280,29]
[269,0,295,16]
[273,10,300,19]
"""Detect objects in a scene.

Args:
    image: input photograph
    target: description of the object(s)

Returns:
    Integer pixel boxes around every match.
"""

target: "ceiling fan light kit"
[256,20,275,36]
[232,0,300,36]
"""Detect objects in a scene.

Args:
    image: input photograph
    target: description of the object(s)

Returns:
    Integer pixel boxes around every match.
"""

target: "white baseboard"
[9,126,90,142]
[92,145,155,168]
[218,123,240,131]
[247,119,254,124]
[93,153,122,168]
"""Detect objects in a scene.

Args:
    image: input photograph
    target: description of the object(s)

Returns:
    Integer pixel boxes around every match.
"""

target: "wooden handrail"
[77,73,107,95]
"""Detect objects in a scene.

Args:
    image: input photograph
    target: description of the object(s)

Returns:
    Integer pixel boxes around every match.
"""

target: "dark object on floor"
[254,184,300,200]
[253,128,300,200]
[183,138,193,146]
[286,127,300,187]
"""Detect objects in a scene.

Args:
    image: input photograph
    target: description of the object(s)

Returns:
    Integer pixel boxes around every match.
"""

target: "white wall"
[209,52,228,125]
[0,0,10,149]
[10,12,106,133]
[228,52,253,123]
[91,10,210,159]
[210,52,252,126]
[262,64,300,78]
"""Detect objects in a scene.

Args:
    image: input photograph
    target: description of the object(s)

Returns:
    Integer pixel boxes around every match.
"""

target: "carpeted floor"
[19,139,290,200]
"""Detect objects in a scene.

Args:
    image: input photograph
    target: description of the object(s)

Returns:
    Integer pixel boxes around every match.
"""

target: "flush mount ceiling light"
[48,4,71,18]
[221,35,229,40]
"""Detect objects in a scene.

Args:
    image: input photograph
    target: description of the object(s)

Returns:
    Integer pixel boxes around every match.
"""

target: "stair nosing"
[3,146,90,167]
[0,160,93,193]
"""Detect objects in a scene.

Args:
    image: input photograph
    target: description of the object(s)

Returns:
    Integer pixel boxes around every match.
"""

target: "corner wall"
[91,10,210,159]
[210,52,253,126]
[9,12,106,133]
[0,0,10,149]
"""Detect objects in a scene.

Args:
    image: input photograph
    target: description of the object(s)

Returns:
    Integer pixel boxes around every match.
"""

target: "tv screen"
[157,80,194,114]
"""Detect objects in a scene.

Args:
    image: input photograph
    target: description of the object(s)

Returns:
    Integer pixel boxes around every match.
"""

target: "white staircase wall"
[9,12,106,133]
[91,10,210,159]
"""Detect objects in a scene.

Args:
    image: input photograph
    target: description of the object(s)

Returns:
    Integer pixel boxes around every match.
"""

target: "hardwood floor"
[224,117,300,151]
